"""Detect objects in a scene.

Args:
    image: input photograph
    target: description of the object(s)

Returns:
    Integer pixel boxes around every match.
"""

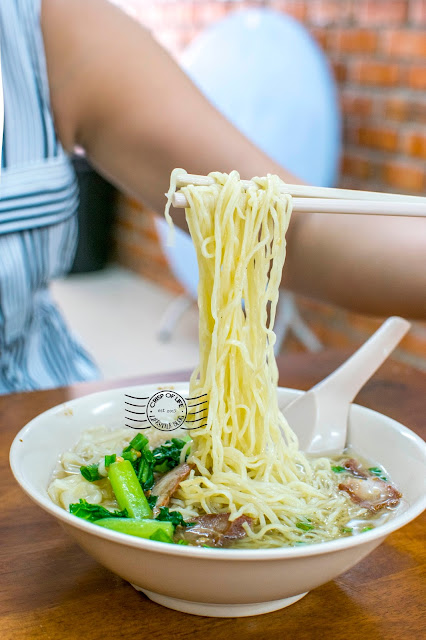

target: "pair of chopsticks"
[171,173,426,217]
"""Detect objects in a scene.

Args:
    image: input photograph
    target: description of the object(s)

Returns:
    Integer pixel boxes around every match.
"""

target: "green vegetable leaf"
[147,495,158,509]
[152,438,190,473]
[105,454,116,467]
[368,467,387,481]
[361,526,374,533]
[69,499,128,522]
[155,506,194,529]
[331,466,346,473]
[137,451,155,492]
[80,464,102,482]
[296,519,314,531]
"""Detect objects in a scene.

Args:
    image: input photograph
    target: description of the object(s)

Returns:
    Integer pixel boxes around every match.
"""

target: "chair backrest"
[156,8,341,297]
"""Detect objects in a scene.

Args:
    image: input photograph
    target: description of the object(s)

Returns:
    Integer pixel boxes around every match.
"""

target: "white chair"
[156,8,341,351]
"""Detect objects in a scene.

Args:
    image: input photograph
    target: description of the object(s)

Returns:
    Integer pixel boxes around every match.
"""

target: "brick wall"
[113,0,426,369]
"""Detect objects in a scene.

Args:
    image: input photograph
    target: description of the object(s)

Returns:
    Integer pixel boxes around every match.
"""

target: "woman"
[0,0,425,393]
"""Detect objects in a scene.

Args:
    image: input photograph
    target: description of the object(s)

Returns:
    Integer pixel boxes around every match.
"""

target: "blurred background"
[53,0,426,379]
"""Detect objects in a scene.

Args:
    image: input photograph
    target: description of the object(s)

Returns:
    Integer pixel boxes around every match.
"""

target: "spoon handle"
[314,316,410,404]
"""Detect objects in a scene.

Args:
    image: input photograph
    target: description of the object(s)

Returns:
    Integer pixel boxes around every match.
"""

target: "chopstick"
[171,173,426,217]
[172,192,426,216]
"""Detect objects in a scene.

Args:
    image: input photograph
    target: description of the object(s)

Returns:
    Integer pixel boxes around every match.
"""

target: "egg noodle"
[48,170,388,549]
[164,169,370,547]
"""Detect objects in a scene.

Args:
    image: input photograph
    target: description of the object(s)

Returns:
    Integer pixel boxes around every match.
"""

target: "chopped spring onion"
[368,467,388,481]
[80,464,102,482]
[104,454,116,467]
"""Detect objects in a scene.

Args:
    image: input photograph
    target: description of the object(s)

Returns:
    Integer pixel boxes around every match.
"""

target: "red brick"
[383,97,410,121]
[333,29,378,54]
[355,0,408,26]
[268,1,308,21]
[409,0,426,25]
[407,65,426,89]
[410,99,426,123]
[310,27,331,50]
[356,126,399,151]
[331,60,348,83]
[403,132,426,159]
[383,97,426,122]
[382,161,425,192]
[341,92,374,117]
[341,154,373,180]
[352,61,400,86]
[307,0,352,27]
[384,30,426,59]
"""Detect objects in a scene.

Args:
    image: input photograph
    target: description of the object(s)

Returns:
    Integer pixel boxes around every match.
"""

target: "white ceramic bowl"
[10,383,426,618]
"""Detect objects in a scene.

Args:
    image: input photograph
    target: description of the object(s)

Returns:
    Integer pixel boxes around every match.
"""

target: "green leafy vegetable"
[80,464,102,482]
[331,466,346,473]
[152,437,190,473]
[361,526,374,533]
[69,499,128,522]
[368,467,388,481]
[137,447,155,492]
[296,519,314,531]
[147,495,158,509]
[79,435,190,507]
[155,506,193,529]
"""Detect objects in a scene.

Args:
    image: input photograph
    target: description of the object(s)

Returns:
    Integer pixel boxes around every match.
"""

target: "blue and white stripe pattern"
[0,0,99,393]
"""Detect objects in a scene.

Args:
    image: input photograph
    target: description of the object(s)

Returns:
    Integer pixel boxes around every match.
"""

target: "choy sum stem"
[94,518,174,540]
[108,459,152,519]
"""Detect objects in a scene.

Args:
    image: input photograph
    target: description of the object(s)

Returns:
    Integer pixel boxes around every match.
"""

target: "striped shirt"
[0,0,99,393]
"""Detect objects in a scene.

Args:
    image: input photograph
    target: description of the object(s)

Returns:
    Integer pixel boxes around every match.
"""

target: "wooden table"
[1,351,425,640]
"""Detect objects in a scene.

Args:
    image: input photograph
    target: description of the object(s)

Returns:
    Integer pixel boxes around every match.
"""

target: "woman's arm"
[41,0,299,213]
[42,0,426,319]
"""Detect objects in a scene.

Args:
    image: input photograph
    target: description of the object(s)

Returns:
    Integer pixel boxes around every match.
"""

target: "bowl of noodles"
[9,171,426,616]
[9,381,426,617]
